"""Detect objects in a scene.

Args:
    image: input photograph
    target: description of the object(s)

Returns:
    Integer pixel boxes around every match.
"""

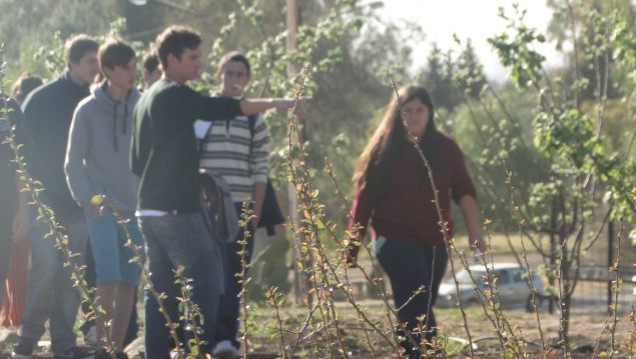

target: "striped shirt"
[198,111,269,202]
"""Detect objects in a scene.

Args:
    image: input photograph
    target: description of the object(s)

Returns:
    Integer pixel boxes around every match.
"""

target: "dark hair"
[64,34,99,66]
[353,84,440,199]
[11,73,43,105]
[155,25,201,69]
[98,39,135,72]
[142,49,159,73]
[218,51,250,76]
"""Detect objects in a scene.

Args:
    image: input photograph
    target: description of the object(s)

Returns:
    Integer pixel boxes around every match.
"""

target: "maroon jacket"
[348,134,475,255]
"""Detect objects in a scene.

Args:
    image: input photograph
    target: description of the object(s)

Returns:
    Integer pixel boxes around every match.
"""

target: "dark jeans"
[139,213,221,359]
[215,202,254,348]
[374,237,448,356]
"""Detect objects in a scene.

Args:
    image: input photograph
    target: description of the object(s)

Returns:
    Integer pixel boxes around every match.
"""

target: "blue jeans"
[215,202,254,348]
[139,213,221,359]
[20,204,89,354]
[374,237,448,354]
[86,208,144,285]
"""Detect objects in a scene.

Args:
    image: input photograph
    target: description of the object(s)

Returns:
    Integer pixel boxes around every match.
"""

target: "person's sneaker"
[83,325,98,348]
[53,346,94,359]
[11,337,36,359]
[212,340,241,359]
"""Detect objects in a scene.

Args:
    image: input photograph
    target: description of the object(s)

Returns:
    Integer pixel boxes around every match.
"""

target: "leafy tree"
[447,85,547,236]
[454,39,487,99]
[486,2,635,348]
[546,0,626,100]
[416,39,487,112]
[0,0,124,80]
[417,43,461,110]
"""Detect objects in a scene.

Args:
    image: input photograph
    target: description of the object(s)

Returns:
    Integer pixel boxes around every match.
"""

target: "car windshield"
[452,270,486,285]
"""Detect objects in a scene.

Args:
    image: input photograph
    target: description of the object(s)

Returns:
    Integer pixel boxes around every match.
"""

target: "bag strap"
[198,171,217,237]
[247,113,258,154]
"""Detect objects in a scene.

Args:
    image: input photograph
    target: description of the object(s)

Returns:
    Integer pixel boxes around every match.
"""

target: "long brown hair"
[353,84,440,199]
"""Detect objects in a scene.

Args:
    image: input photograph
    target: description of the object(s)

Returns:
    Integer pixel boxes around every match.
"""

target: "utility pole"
[286,0,299,215]
[286,0,307,304]
[287,0,299,74]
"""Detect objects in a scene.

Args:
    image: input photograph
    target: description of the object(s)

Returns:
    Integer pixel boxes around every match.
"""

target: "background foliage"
[1,0,634,257]
[1,0,635,357]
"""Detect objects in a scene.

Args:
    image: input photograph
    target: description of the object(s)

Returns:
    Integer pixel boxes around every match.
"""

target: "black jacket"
[22,72,90,213]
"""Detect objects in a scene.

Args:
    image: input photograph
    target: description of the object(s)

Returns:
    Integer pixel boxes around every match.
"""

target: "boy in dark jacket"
[13,34,99,359]
[131,25,305,359]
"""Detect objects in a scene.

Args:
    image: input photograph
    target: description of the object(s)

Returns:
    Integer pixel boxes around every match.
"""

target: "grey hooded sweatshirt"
[65,82,141,214]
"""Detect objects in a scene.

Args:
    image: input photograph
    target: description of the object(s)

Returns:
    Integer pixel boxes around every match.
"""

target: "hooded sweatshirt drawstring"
[113,102,119,152]
[123,103,128,135]
[111,91,131,152]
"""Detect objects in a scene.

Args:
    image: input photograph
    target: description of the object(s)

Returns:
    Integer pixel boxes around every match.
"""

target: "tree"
[487,2,635,349]
[418,42,461,110]
[454,39,487,99]
[0,0,124,79]
[546,0,625,100]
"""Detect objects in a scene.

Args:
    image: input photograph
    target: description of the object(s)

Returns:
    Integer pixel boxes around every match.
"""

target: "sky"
[377,0,563,81]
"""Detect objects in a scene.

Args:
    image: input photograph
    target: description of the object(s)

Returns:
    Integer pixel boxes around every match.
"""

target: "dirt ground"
[1,246,632,358]
[1,299,632,359]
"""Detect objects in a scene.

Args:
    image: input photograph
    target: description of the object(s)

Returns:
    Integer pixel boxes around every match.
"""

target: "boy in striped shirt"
[195,51,267,359]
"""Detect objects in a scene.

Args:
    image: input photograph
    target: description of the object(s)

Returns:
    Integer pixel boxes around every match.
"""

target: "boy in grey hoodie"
[64,40,142,358]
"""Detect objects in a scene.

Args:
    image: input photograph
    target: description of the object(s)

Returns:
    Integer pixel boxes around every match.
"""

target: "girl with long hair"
[345,84,487,358]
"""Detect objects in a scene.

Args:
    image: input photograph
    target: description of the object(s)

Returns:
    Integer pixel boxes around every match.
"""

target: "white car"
[436,263,544,312]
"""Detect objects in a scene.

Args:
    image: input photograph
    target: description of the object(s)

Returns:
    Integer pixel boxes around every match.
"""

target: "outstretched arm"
[240,97,308,118]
